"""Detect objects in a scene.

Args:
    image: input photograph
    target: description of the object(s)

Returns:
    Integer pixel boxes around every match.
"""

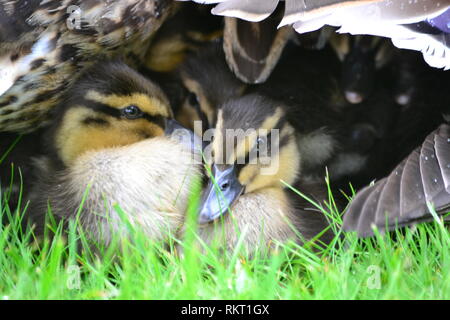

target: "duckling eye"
[121,105,143,119]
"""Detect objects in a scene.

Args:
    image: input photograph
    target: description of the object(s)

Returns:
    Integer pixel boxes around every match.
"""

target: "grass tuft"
[1,142,449,299]
[0,175,449,299]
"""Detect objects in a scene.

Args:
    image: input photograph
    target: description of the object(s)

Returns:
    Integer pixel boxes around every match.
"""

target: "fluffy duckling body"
[196,184,334,254]
[27,61,201,246]
[30,137,200,244]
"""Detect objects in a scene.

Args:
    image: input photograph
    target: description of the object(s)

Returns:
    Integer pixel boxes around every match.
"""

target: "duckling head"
[177,43,245,131]
[199,94,300,224]
[49,60,182,167]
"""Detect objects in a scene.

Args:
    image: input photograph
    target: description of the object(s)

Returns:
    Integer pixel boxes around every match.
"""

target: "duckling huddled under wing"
[26,60,202,246]
[196,94,337,252]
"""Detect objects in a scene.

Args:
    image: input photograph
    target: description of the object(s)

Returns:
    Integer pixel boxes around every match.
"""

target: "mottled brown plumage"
[0,0,174,133]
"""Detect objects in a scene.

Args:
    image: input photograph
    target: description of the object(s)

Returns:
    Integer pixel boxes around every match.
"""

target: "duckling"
[343,65,450,237]
[0,0,173,133]
[26,60,202,246]
[337,35,394,105]
[144,2,223,73]
[196,94,338,251]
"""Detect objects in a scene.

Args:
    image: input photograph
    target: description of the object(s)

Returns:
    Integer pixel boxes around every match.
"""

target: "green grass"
[1,139,450,300]
[1,171,450,300]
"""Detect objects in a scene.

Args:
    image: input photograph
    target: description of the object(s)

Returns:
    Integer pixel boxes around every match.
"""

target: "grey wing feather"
[212,0,279,22]
[399,149,428,219]
[435,125,450,193]
[343,123,450,237]
[342,183,377,231]
[356,179,387,237]
[374,162,404,228]
[419,130,448,209]
[184,0,450,70]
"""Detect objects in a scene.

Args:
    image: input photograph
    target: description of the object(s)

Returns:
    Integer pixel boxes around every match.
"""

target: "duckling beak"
[165,118,185,136]
[165,119,203,153]
[198,164,244,224]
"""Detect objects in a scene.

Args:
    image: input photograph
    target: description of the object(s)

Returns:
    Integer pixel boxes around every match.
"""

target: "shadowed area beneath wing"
[186,0,450,70]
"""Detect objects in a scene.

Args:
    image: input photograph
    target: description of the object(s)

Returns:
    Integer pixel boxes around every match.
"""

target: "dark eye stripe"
[234,131,274,174]
[142,113,165,128]
[81,99,122,118]
[81,98,166,128]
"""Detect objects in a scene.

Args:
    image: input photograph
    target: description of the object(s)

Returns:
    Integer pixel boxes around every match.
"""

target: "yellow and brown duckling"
[144,1,223,73]
[195,94,336,252]
[0,0,173,133]
[191,43,410,250]
[26,60,202,246]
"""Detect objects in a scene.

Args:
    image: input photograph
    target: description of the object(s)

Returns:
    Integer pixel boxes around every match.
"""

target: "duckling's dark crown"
[49,60,171,126]
[181,42,243,104]
[63,60,169,102]
[220,94,287,131]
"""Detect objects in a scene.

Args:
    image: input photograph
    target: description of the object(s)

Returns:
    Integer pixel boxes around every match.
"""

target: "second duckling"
[196,94,336,253]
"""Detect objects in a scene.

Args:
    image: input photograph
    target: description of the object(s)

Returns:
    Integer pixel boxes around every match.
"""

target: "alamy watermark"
[66,265,81,290]
[366,265,381,290]
[170,121,281,175]
[67,5,82,30]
